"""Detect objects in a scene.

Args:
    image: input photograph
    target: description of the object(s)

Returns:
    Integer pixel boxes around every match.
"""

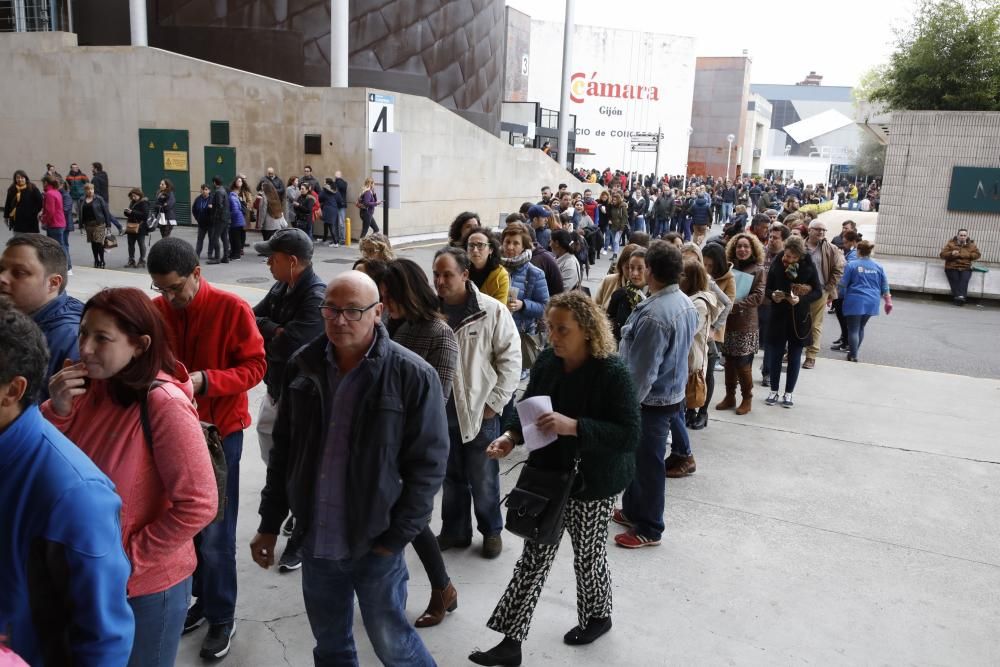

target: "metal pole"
[654,124,662,182]
[382,165,389,237]
[556,0,575,169]
[66,0,74,32]
[330,0,349,87]
[129,0,147,46]
[726,140,732,181]
[14,0,26,31]
[49,0,59,30]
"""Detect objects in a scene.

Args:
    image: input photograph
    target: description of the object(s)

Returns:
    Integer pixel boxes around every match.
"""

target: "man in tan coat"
[803,219,845,369]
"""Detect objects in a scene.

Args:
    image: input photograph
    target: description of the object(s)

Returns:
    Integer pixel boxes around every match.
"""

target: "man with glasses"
[251,270,448,666]
[146,238,266,660]
[802,220,845,370]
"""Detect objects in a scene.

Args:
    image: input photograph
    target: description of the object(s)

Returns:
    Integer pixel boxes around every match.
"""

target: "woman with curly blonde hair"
[358,232,395,262]
[470,291,640,666]
[715,232,766,415]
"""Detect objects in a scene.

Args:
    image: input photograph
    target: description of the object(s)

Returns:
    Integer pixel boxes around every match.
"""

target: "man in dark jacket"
[251,270,447,666]
[0,235,82,399]
[334,171,349,245]
[0,303,134,666]
[652,188,674,238]
[258,167,285,197]
[251,228,326,571]
[208,175,231,264]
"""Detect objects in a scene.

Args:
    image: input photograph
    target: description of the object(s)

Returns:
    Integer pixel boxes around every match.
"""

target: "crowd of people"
[0,162,985,667]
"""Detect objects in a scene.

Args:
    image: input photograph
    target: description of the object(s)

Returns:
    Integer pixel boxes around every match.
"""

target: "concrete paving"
[44,264,1000,666]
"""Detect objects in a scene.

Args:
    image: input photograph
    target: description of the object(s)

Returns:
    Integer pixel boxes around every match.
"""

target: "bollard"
[345,217,351,246]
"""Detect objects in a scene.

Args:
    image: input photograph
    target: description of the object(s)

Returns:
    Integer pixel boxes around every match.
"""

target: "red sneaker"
[611,509,633,528]
[614,530,661,549]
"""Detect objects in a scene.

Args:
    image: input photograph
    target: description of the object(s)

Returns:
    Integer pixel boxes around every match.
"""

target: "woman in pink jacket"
[41,174,71,273]
[44,287,217,667]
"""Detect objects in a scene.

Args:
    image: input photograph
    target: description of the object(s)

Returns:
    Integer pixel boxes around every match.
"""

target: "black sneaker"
[200,621,236,660]
[182,603,205,634]
[281,516,295,537]
[278,536,303,572]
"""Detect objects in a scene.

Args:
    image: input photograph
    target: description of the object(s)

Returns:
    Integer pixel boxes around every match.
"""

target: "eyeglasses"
[319,302,378,321]
[150,275,190,295]
[467,242,489,250]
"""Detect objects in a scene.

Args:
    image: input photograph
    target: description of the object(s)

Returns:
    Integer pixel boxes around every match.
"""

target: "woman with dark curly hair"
[715,232,766,416]
[4,169,43,234]
[764,235,823,407]
[448,211,481,247]
[464,227,509,303]
[470,291,639,666]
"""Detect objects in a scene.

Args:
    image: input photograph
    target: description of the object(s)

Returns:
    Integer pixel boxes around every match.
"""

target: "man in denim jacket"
[614,241,698,548]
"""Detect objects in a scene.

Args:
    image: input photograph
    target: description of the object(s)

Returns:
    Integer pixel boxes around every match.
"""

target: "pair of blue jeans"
[846,315,871,359]
[669,406,691,457]
[127,577,191,667]
[302,551,435,666]
[192,431,242,624]
[46,228,71,269]
[767,341,804,393]
[441,415,503,540]
[621,404,676,541]
[722,202,734,222]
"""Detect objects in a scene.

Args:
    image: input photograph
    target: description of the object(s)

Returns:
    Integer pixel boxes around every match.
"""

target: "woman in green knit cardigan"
[469,291,640,667]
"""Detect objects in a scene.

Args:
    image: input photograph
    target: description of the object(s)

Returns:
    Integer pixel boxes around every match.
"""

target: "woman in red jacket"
[44,287,217,667]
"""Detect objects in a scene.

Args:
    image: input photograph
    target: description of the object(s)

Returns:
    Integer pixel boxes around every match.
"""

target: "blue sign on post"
[948,167,1000,212]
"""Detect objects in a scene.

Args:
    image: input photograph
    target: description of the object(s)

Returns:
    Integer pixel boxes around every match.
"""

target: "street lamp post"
[726,133,735,181]
[683,126,693,190]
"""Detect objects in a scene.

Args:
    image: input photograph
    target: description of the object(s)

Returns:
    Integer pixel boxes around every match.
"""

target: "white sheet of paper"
[517,395,557,451]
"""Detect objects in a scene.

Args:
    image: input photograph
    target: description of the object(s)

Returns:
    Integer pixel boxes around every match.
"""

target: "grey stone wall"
[879,111,1000,263]
[0,32,576,239]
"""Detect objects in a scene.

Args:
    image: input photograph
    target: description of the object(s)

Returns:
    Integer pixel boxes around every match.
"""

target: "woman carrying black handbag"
[470,291,640,667]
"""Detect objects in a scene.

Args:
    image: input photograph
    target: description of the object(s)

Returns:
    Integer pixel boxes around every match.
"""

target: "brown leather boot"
[415,582,458,628]
[735,365,754,415]
[715,362,738,410]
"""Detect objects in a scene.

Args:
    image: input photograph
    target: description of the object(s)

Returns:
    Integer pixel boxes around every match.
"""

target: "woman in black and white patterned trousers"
[469,291,641,667]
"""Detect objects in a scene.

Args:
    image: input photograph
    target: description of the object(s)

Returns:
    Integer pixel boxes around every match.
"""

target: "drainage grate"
[236,276,271,284]
[323,258,357,264]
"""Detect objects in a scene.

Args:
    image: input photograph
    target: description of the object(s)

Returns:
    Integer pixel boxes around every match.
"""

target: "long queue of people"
[11,163,985,666]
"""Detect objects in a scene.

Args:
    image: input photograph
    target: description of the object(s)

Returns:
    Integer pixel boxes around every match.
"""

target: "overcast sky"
[506,0,918,87]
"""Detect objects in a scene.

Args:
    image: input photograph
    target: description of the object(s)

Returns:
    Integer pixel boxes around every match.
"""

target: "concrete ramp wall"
[0,32,578,239]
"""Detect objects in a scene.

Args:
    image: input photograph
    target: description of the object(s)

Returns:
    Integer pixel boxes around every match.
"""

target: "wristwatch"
[500,432,518,446]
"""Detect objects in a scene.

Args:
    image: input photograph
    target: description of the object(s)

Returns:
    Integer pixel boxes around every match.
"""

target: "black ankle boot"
[684,409,697,427]
[564,616,612,645]
[689,408,708,430]
[469,637,521,666]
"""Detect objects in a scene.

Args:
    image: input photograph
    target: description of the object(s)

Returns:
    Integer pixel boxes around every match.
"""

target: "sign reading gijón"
[948,167,1000,213]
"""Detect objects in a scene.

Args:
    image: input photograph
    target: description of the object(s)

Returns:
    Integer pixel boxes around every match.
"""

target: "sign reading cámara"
[948,167,1000,213]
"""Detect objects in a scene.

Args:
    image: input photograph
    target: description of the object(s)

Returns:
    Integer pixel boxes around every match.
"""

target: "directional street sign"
[631,141,658,147]
[630,145,657,152]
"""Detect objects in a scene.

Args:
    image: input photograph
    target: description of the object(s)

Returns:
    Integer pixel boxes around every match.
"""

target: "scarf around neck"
[501,249,532,270]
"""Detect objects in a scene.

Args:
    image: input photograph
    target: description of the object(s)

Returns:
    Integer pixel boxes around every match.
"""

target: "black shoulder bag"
[139,381,228,524]
[502,452,581,546]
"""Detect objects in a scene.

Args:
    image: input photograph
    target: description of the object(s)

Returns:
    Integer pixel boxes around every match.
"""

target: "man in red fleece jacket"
[146,238,266,661]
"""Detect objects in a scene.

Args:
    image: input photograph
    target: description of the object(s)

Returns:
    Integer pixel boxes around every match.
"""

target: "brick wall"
[879,111,1000,263]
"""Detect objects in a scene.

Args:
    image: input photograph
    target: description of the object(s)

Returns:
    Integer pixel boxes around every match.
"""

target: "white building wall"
[879,110,1000,262]
[527,20,696,174]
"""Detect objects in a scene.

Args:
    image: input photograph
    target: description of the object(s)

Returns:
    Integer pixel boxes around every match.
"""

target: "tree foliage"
[870,0,1000,111]
[855,135,887,178]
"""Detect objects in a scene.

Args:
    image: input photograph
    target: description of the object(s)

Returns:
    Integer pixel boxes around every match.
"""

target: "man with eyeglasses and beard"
[146,238,266,660]
[251,270,448,666]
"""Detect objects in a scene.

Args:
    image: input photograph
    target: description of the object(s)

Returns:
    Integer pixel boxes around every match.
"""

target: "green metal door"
[138,129,192,225]
[204,147,236,190]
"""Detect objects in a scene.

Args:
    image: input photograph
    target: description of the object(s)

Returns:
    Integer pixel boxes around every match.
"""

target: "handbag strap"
[138,380,166,449]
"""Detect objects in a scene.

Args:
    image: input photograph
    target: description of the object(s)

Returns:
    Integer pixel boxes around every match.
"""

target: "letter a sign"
[368,91,395,148]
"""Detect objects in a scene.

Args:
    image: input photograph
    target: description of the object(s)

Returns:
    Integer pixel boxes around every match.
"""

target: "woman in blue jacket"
[500,222,550,377]
[838,240,892,362]
[228,186,246,260]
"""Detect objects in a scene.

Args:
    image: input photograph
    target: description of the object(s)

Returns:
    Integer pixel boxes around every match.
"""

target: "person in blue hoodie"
[0,235,83,398]
[228,183,247,260]
[0,301,134,666]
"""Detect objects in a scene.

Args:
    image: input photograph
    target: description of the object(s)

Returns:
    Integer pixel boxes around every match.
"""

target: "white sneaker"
[781,393,794,408]
[601,249,608,256]
[765,391,779,406]
[67,269,74,276]
[333,243,340,248]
